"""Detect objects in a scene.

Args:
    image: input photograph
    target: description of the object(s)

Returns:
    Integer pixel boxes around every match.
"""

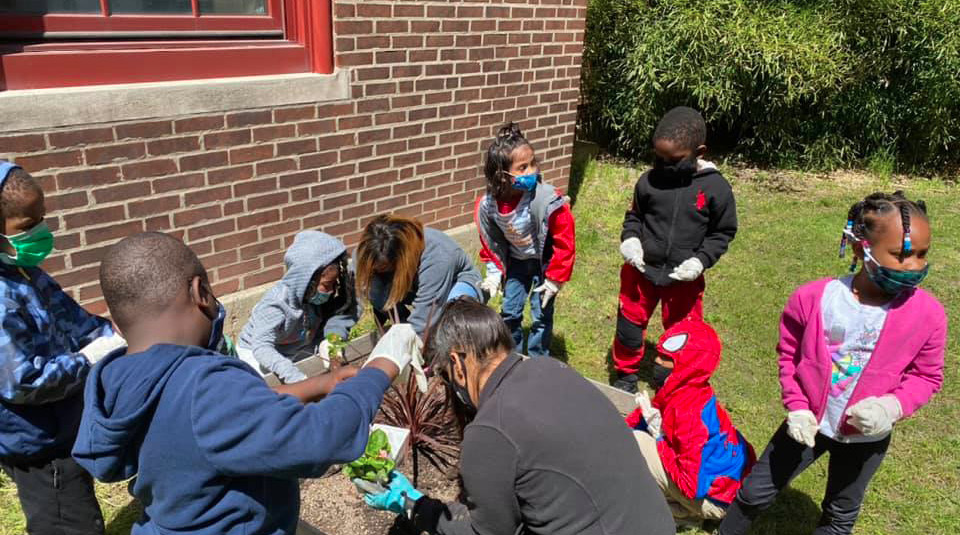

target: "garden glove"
[315,339,332,369]
[532,279,563,308]
[846,395,902,436]
[79,333,127,364]
[481,262,502,298]
[786,409,818,448]
[619,237,645,272]
[363,324,427,393]
[636,390,662,438]
[668,257,704,281]
[363,471,424,515]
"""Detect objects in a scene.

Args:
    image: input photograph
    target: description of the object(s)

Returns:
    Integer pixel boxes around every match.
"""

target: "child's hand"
[786,410,818,448]
[273,366,358,403]
[619,237,645,272]
[846,395,902,436]
[668,257,704,281]
[533,279,563,308]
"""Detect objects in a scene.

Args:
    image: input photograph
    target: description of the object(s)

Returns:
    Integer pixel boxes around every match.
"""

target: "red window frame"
[0,0,332,91]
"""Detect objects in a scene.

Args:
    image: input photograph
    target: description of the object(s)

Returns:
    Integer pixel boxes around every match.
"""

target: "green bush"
[581,0,960,174]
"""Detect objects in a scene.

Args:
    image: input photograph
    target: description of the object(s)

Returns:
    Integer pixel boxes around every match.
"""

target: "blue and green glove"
[362,471,424,515]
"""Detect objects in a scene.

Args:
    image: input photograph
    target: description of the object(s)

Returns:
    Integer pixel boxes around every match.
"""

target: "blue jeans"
[501,258,553,357]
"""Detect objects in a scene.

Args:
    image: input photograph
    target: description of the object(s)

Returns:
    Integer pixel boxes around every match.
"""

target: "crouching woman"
[361,298,675,535]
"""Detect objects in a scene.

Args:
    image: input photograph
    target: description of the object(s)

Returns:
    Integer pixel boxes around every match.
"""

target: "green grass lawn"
[2,153,957,534]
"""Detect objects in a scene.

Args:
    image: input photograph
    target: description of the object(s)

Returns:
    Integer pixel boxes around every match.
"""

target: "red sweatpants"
[612,263,704,374]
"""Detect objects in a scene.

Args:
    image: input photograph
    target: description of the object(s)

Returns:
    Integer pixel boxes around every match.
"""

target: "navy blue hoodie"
[72,344,389,535]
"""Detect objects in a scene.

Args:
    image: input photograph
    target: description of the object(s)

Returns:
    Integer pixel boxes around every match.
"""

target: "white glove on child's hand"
[846,395,902,436]
[364,324,427,393]
[619,237,645,272]
[786,410,818,448]
[315,339,332,369]
[668,257,704,281]
[532,279,563,308]
[79,333,127,364]
[636,390,662,438]
[480,263,502,298]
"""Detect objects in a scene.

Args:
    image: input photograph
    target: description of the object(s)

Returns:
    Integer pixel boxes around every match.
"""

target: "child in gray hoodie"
[237,231,359,383]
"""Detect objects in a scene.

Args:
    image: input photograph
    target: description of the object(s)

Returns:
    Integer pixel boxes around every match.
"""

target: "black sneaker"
[612,373,639,394]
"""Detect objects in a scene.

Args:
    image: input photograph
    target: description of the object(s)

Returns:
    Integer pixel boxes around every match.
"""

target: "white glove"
[846,395,902,436]
[532,279,563,308]
[668,257,704,281]
[636,390,662,438]
[364,324,427,393]
[481,263,502,298]
[619,237,645,272]
[79,333,127,364]
[315,339,332,369]
[786,409,818,448]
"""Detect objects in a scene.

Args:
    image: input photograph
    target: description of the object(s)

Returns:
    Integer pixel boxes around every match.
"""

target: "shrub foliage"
[581,0,960,172]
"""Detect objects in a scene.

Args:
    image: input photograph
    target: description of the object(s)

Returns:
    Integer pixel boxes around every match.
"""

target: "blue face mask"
[309,291,332,306]
[509,171,540,192]
[863,247,929,296]
[206,301,226,352]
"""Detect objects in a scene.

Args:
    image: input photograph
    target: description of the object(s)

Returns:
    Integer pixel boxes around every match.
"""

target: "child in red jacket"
[475,123,575,357]
[613,107,737,393]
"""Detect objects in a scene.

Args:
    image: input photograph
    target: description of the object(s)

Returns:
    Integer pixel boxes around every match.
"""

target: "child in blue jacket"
[0,161,122,534]
[72,231,416,535]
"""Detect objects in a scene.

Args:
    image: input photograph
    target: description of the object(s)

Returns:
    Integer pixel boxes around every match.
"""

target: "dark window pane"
[109,0,191,13]
[0,0,100,13]
[199,0,265,14]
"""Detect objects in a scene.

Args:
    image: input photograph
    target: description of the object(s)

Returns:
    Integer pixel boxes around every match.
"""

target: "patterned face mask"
[863,246,929,296]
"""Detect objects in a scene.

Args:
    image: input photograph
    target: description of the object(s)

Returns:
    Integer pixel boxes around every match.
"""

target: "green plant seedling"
[342,429,395,485]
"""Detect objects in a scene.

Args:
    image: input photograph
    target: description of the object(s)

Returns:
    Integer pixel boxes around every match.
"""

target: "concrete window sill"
[3,70,351,132]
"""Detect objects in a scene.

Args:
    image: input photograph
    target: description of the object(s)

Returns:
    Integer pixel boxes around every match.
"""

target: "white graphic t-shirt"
[490,192,538,261]
[819,276,890,443]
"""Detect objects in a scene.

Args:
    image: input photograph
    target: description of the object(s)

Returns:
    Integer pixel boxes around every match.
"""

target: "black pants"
[719,422,890,535]
[1,455,104,535]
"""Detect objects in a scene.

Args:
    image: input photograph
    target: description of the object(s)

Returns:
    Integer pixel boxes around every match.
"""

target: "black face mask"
[654,155,697,180]
[445,356,478,422]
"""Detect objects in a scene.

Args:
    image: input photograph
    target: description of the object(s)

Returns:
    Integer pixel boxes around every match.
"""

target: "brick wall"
[0,0,586,314]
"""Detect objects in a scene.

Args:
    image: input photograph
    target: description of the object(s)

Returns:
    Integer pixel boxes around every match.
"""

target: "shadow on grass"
[567,140,600,206]
[548,332,569,364]
[105,498,142,535]
[748,487,822,534]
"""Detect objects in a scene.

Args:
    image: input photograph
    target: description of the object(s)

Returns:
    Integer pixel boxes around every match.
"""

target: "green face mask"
[1,220,54,267]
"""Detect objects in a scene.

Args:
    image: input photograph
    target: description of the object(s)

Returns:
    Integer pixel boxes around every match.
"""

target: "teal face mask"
[863,247,929,296]
[1,220,54,267]
[309,291,333,306]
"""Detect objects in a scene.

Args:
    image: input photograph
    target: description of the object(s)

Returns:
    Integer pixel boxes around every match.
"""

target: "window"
[0,0,333,90]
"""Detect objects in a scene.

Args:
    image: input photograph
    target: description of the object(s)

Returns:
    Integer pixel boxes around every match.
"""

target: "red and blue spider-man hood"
[626,319,756,505]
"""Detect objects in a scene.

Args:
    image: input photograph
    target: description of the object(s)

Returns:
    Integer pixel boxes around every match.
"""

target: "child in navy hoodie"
[72,232,413,535]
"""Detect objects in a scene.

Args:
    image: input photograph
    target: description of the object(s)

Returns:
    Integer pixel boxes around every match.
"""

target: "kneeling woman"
[363,299,675,535]
[237,231,358,383]
[355,215,483,336]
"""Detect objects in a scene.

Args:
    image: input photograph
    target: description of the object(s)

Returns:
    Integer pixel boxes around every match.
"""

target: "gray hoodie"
[238,231,358,383]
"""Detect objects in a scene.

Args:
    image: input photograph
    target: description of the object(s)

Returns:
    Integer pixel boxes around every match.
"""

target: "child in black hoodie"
[612,107,737,393]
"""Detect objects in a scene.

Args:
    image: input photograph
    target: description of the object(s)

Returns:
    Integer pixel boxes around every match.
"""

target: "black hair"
[0,168,43,220]
[315,252,357,318]
[483,122,534,200]
[839,191,928,267]
[652,106,707,152]
[424,297,515,373]
[100,232,207,331]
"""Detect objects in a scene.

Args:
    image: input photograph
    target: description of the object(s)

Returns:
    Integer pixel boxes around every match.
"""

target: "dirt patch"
[300,456,461,535]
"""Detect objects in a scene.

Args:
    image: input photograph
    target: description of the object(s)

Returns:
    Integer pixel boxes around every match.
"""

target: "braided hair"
[483,122,532,200]
[839,191,928,270]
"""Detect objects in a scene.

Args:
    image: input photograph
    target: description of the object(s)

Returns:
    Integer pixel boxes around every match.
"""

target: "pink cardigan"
[778,278,947,436]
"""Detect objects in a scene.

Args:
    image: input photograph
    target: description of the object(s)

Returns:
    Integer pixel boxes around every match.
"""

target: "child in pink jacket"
[718,191,946,535]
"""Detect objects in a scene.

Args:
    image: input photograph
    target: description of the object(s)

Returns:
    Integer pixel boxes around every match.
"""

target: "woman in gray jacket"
[237,231,358,383]
[355,215,483,337]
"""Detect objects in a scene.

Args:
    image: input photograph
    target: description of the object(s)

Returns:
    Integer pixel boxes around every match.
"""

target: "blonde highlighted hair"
[356,214,426,310]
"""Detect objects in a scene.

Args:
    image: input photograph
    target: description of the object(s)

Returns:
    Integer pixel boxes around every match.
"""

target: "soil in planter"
[300,456,461,535]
